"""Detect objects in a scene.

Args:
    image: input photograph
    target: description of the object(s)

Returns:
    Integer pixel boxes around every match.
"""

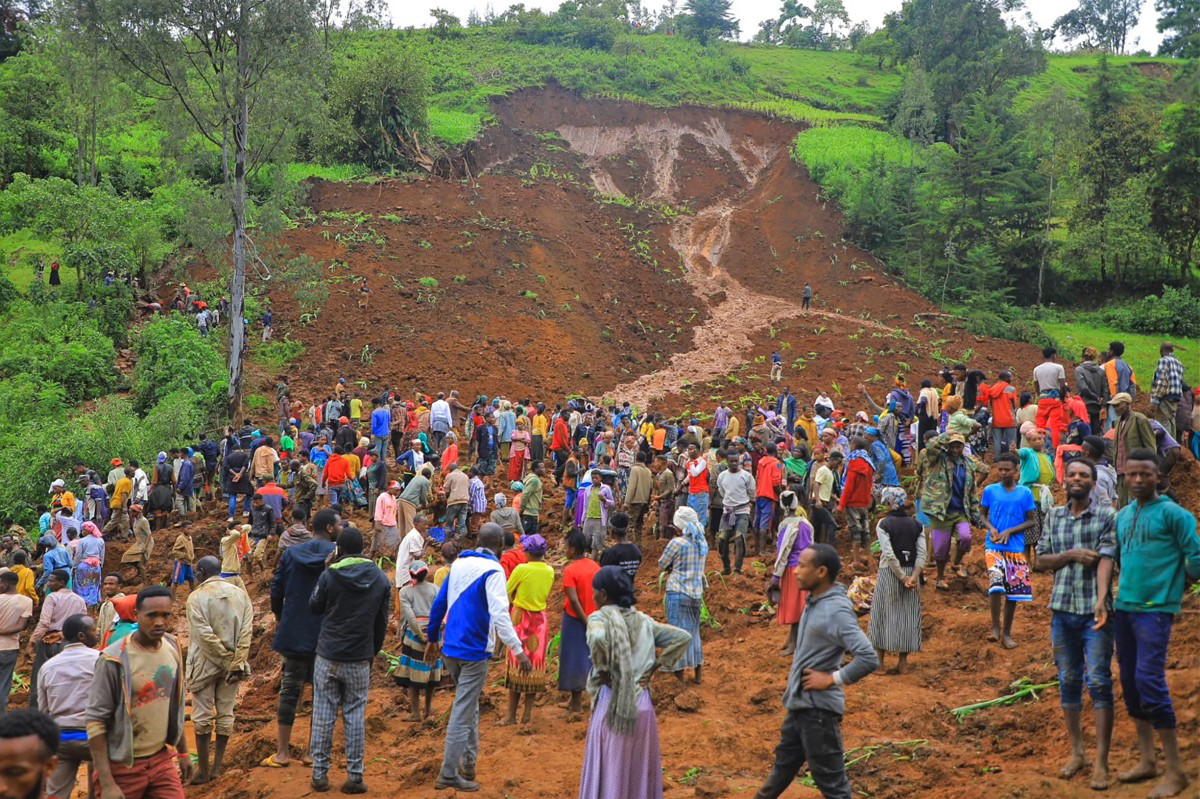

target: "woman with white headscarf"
[488,492,521,534]
[657,505,709,684]
[867,487,925,674]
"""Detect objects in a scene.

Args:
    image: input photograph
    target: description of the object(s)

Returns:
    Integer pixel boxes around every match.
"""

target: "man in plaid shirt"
[1150,342,1185,438]
[1036,458,1117,791]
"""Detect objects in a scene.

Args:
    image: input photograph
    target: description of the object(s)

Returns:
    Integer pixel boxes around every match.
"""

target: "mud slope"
[261,85,1030,406]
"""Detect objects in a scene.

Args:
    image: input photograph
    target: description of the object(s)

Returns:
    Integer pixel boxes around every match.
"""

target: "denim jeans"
[756,708,852,799]
[1051,611,1114,710]
[440,658,490,781]
[444,503,468,539]
[1114,610,1176,729]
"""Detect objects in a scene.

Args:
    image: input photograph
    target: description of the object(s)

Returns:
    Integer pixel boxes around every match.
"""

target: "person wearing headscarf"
[488,492,521,534]
[770,492,813,656]
[71,521,105,607]
[509,416,532,481]
[657,506,709,684]
[393,560,443,722]
[868,487,925,674]
[504,533,555,724]
[578,566,690,799]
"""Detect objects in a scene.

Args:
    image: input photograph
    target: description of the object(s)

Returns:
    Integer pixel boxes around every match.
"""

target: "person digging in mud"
[867,488,924,675]
[981,452,1037,648]
[1035,458,1117,791]
[186,556,253,786]
[1094,449,1199,799]
[755,544,878,799]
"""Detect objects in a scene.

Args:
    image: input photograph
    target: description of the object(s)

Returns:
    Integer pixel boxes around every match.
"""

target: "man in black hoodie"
[267,508,339,768]
[307,526,391,794]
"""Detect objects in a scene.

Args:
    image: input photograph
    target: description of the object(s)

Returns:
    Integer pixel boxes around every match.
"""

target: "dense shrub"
[965,310,1058,351]
[1101,285,1200,338]
[0,301,116,400]
[133,314,227,414]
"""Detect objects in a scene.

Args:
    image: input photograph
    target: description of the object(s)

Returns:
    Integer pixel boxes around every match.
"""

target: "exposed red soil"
[130,85,1200,799]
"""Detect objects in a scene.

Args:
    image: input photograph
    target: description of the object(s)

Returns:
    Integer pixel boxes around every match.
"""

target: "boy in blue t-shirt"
[981,452,1038,648]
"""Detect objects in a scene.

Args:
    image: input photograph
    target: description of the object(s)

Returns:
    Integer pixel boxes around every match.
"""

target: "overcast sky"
[390,0,1165,53]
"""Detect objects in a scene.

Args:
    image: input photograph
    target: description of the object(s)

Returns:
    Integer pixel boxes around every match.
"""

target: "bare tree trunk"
[227,17,249,418]
[1038,173,1053,306]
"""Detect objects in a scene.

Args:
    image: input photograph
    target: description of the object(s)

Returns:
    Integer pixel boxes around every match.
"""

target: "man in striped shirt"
[1150,342,1185,438]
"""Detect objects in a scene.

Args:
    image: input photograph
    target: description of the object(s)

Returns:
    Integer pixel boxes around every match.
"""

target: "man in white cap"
[1109,392,1155,506]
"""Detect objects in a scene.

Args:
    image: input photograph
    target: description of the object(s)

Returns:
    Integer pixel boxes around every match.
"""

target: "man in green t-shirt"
[1095,448,1199,799]
[520,461,545,537]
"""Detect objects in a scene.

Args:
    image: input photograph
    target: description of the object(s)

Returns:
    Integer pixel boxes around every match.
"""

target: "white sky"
[390,0,1165,53]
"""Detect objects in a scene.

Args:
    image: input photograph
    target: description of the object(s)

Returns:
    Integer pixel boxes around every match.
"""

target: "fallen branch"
[950,678,1059,723]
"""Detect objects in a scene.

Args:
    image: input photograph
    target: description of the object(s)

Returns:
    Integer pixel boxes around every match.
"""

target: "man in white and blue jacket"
[425,523,529,792]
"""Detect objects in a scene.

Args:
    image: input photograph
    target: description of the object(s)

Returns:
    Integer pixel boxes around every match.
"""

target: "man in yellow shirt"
[49,480,76,515]
[105,467,134,538]
[10,552,38,605]
[349,394,364,423]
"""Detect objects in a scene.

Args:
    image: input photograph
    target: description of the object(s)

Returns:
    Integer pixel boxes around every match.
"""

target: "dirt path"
[554,117,899,406]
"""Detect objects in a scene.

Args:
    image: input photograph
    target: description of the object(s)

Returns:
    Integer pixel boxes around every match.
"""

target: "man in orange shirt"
[979,370,1020,456]
[323,447,352,507]
[550,410,572,486]
[753,442,783,555]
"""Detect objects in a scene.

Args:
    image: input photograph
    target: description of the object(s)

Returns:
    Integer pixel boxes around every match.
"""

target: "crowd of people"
[0,336,1195,799]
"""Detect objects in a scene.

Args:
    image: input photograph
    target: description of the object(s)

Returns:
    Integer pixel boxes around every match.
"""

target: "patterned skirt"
[867,566,922,653]
[986,550,1033,603]
[393,619,443,686]
[506,608,549,693]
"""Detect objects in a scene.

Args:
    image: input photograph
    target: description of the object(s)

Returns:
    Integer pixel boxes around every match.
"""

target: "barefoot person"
[576,566,690,799]
[503,534,555,726]
[1036,458,1117,791]
[1094,449,1199,799]
[920,433,980,590]
[867,487,924,675]
[981,452,1037,648]
[658,506,708,685]
[186,556,253,785]
[754,544,878,799]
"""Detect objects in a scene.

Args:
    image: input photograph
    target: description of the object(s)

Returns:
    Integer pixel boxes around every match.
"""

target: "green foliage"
[1100,285,1200,338]
[680,0,740,45]
[322,48,430,170]
[428,108,482,145]
[255,337,306,369]
[133,315,226,414]
[1042,318,1200,380]
[1156,0,1200,57]
[0,300,116,399]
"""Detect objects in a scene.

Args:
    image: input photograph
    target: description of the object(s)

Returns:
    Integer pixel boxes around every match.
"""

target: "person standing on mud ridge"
[264,508,340,770]
[802,282,813,311]
[770,352,784,383]
[1035,458,1117,792]
[1093,448,1199,799]
[425,524,528,793]
[755,544,878,799]
[307,527,391,794]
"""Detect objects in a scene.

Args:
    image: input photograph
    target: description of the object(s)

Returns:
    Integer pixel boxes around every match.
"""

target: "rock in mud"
[674,689,703,712]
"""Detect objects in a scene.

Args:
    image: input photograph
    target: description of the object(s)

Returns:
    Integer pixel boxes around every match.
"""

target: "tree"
[80,0,319,415]
[680,0,738,45]
[892,63,938,144]
[812,0,849,42]
[1149,102,1200,281]
[883,0,1045,143]
[1156,0,1200,57]
[1053,0,1141,53]
[321,49,430,170]
[0,49,65,180]
[429,7,464,37]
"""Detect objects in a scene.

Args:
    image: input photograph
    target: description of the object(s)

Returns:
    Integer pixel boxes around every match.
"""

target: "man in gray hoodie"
[755,543,878,799]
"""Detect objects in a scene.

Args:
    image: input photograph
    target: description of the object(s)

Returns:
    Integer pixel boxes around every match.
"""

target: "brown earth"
[140,84,1200,799]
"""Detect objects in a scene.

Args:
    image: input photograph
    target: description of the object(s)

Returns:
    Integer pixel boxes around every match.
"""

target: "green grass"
[1041,321,1198,384]
[429,107,484,145]
[252,337,306,370]
[735,45,901,116]
[791,126,919,199]
[0,230,69,291]
[283,163,371,183]
[1014,54,1181,115]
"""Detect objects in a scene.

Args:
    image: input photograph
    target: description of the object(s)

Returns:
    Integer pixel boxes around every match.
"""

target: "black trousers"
[756,708,852,799]
[811,505,838,546]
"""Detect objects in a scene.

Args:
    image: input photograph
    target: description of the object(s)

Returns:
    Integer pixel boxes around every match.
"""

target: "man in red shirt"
[550,411,572,486]
[322,447,352,507]
[754,442,784,555]
[839,439,876,553]
[979,370,1020,457]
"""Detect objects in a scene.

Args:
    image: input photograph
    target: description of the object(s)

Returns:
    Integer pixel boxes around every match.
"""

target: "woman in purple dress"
[578,567,690,799]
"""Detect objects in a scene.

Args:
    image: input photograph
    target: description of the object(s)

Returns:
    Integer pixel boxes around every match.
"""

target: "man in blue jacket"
[266,508,339,769]
[425,523,529,792]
